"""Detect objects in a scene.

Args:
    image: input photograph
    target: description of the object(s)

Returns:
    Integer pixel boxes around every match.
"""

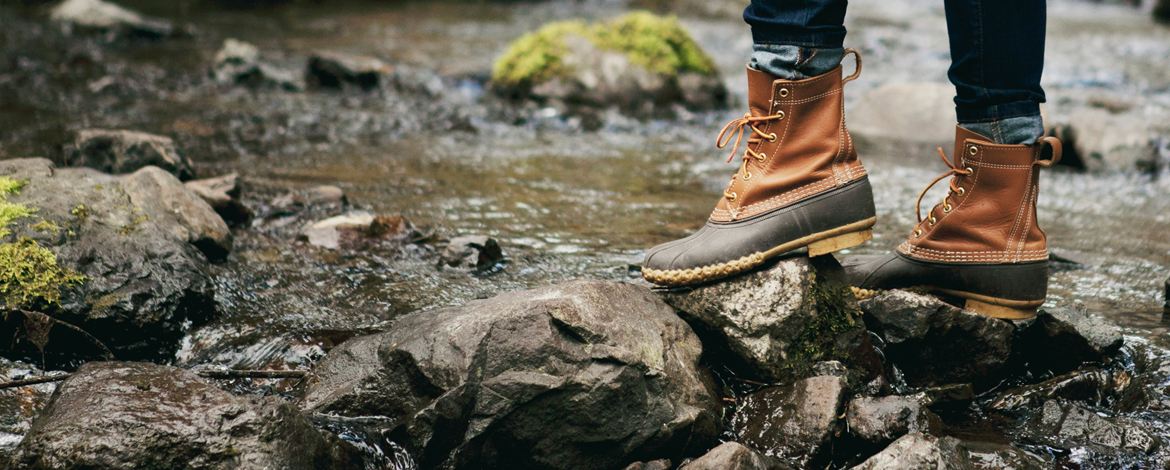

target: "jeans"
[744,0,1046,145]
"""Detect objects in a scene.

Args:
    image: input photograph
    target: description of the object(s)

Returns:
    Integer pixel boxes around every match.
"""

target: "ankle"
[749,45,843,80]
[958,115,1044,145]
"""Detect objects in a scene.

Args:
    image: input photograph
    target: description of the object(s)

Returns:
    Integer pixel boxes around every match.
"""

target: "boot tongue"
[746,67,779,117]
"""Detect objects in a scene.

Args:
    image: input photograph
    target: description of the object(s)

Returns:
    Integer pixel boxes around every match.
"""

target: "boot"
[642,50,876,287]
[843,126,1063,319]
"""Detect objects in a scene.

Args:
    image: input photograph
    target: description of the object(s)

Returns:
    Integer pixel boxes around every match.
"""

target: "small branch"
[3,308,116,360]
[0,374,69,390]
[195,370,307,379]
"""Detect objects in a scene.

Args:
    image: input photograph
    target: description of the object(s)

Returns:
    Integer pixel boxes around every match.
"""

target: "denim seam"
[957,111,1042,123]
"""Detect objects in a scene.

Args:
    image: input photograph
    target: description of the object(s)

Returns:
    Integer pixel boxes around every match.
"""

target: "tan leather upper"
[710,65,867,222]
[899,127,1062,263]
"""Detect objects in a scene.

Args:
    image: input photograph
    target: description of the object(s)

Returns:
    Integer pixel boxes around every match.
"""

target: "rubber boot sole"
[850,285,1042,320]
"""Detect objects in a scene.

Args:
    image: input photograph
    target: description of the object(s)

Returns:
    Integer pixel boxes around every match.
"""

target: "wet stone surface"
[730,375,847,468]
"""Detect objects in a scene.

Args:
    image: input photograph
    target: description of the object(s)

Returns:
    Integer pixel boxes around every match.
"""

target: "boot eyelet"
[943,203,953,213]
[725,191,737,201]
[778,88,789,98]
[756,153,767,162]
[956,187,965,196]
[965,167,973,174]
[968,146,978,156]
[776,111,785,120]
[743,171,752,180]
[929,216,937,226]
[767,133,777,142]
[914,229,923,238]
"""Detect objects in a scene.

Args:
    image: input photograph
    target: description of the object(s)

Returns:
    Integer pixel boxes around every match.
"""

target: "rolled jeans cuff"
[955,100,1041,124]
[750,32,846,50]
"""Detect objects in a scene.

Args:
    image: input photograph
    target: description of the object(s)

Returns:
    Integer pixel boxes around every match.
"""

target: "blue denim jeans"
[744,0,1046,145]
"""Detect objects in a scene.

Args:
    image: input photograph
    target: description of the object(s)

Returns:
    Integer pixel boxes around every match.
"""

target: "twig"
[3,308,116,360]
[0,374,69,390]
[0,369,307,390]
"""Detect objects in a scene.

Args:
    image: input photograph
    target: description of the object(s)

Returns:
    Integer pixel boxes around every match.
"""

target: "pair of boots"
[642,51,1062,320]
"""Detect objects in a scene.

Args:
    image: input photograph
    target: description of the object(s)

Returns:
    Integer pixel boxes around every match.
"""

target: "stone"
[1024,306,1122,374]
[298,213,411,250]
[849,433,971,470]
[846,395,943,445]
[1060,108,1169,172]
[438,235,505,271]
[1020,400,1159,454]
[964,441,1047,470]
[184,173,253,227]
[302,185,346,205]
[307,52,393,91]
[622,459,672,470]
[678,442,784,470]
[908,383,976,409]
[847,82,956,164]
[859,289,1015,391]
[1,158,220,363]
[212,39,301,91]
[49,0,174,38]
[731,375,847,467]
[62,129,194,181]
[1158,0,1170,24]
[301,280,720,470]
[658,256,882,384]
[9,362,359,469]
[990,368,1131,412]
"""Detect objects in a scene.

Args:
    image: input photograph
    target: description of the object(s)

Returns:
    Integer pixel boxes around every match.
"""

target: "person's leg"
[743,0,848,79]
[945,0,1047,145]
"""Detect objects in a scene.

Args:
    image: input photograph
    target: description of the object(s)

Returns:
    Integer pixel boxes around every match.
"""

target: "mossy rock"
[0,176,86,314]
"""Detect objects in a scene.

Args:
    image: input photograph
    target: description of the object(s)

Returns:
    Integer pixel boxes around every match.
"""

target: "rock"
[212,39,301,90]
[49,0,174,39]
[849,433,971,470]
[307,51,393,91]
[62,129,194,181]
[1165,276,1169,312]
[678,442,785,470]
[859,289,1014,391]
[491,12,727,117]
[1060,108,1169,172]
[622,459,672,470]
[1158,0,1170,24]
[1,158,220,363]
[846,395,943,445]
[847,82,956,164]
[1020,400,1159,453]
[439,235,504,271]
[1018,306,1123,375]
[9,362,359,469]
[731,375,847,467]
[908,383,975,409]
[658,256,882,384]
[184,173,253,227]
[303,185,346,205]
[298,212,411,250]
[963,441,1047,469]
[301,280,720,470]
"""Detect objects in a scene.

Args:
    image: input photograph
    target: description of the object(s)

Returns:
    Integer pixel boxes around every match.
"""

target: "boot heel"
[808,229,872,257]
[964,299,1038,320]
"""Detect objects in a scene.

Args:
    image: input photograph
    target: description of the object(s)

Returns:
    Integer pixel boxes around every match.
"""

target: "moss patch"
[782,272,862,378]
[0,177,87,313]
[0,177,35,238]
[492,11,716,86]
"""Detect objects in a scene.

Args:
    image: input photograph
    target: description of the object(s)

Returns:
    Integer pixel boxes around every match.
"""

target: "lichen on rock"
[0,176,86,314]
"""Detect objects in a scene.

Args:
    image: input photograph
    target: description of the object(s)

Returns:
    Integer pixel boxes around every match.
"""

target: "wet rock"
[438,235,504,271]
[307,51,393,91]
[1061,108,1169,172]
[731,375,847,467]
[988,368,1129,412]
[658,256,882,384]
[303,185,346,206]
[301,280,720,470]
[964,441,1047,470]
[846,395,943,445]
[10,361,359,469]
[847,82,955,164]
[678,442,785,470]
[49,0,174,39]
[849,433,971,470]
[212,39,301,91]
[1,158,220,363]
[62,129,194,181]
[622,459,672,470]
[298,212,411,250]
[184,173,253,227]
[908,383,976,409]
[1158,0,1170,24]
[859,289,1014,391]
[1020,400,1159,453]
[1018,306,1123,374]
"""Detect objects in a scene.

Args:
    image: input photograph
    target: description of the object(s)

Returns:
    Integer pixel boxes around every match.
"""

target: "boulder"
[849,433,971,470]
[49,0,174,39]
[298,213,412,250]
[184,173,253,227]
[212,39,301,91]
[1,158,222,363]
[1017,306,1123,374]
[847,82,956,164]
[439,235,505,271]
[307,52,393,91]
[731,375,847,467]
[1019,400,1159,454]
[990,368,1130,412]
[9,362,359,469]
[1060,107,1169,172]
[678,442,786,470]
[859,289,1014,391]
[62,129,194,181]
[846,395,943,445]
[658,256,882,384]
[301,280,720,470]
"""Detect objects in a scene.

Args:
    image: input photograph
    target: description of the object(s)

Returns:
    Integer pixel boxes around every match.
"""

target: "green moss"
[0,177,87,313]
[71,204,89,221]
[31,219,59,235]
[782,273,861,378]
[119,214,150,236]
[0,177,35,239]
[491,11,716,86]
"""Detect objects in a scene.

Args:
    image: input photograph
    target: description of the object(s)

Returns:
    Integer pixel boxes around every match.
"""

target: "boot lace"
[715,112,785,201]
[913,147,972,233]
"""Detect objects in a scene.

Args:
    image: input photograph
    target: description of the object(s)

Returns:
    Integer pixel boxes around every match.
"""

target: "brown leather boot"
[643,50,876,287]
[844,126,1063,319]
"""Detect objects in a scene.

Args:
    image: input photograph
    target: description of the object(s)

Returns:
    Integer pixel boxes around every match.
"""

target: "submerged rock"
[1018,399,1159,454]
[62,129,194,181]
[678,442,785,470]
[212,39,301,91]
[658,256,882,384]
[307,52,393,91]
[49,0,174,39]
[1,158,223,363]
[846,395,943,445]
[298,212,412,250]
[990,368,1130,412]
[859,289,1014,391]
[731,375,847,467]
[849,433,970,470]
[10,362,359,469]
[1017,306,1123,374]
[438,235,504,271]
[184,173,253,227]
[301,280,720,470]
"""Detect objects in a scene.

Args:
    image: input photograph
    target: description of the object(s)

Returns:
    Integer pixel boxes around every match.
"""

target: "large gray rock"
[658,256,882,384]
[62,129,194,181]
[678,442,786,470]
[847,82,956,164]
[731,375,847,467]
[1019,400,1159,454]
[1059,108,1169,172]
[49,0,174,38]
[301,280,720,470]
[10,362,359,469]
[859,289,1014,391]
[1,158,224,363]
[849,433,971,470]
[846,395,943,445]
[1018,306,1123,374]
